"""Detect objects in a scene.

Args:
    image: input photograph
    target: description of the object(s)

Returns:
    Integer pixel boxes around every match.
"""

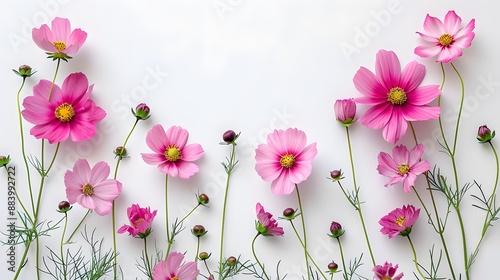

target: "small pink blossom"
[255,203,284,237]
[377,144,430,193]
[152,251,199,280]
[141,124,204,179]
[334,99,356,126]
[373,262,403,280]
[415,10,475,63]
[255,128,317,195]
[379,205,420,238]
[117,204,157,238]
[32,17,87,58]
[353,50,440,144]
[64,159,122,216]
[21,72,106,144]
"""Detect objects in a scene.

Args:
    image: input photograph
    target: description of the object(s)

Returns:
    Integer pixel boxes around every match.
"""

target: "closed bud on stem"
[227,256,237,266]
[132,103,151,120]
[58,201,72,213]
[198,193,210,205]
[191,225,207,237]
[328,221,344,238]
[0,156,11,168]
[328,261,338,273]
[477,125,495,143]
[199,251,211,260]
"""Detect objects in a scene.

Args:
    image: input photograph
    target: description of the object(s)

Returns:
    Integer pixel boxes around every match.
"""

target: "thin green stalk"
[407,236,426,280]
[450,62,465,156]
[47,58,61,101]
[345,127,376,267]
[289,221,328,280]
[165,174,172,258]
[251,234,271,280]
[13,240,32,280]
[295,185,311,280]
[65,209,91,244]
[144,238,152,278]
[195,237,201,263]
[218,141,237,278]
[60,212,68,280]
[336,238,348,280]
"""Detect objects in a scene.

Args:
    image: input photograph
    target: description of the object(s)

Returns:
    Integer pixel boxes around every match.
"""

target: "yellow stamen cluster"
[395,216,406,227]
[53,41,67,52]
[55,103,75,122]
[164,146,182,162]
[438,33,453,47]
[280,154,296,169]
[133,218,146,228]
[397,163,410,175]
[82,183,94,196]
[387,87,407,105]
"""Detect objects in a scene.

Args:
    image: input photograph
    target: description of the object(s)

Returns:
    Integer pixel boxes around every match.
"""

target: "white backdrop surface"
[1,1,500,279]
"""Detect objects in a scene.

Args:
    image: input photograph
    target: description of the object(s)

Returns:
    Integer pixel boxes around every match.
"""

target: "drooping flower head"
[152,251,199,280]
[334,99,356,126]
[255,203,284,237]
[377,144,430,193]
[373,262,403,280]
[379,205,420,238]
[353,50,441,144]
[141,124,204,179]
[64,159,122,216]
[32,17,87,60]
[22,72,106,144]
[255,128,317,195]
[415,10,475,63]
[117,204,157,238]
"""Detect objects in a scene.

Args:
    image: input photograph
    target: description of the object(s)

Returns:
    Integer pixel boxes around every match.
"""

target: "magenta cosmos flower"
[379,205,420,238]
[373,262,403,280]
[64,159,122,216]
[415,10,475,63]
[255,128,317,195]
[255,203,284,237]
[117,204,157,238]
[377,144,430,193]
[141,124,204,179]
[32,17,87,59]
[152,251,199,280]
[22,72,106,144]
[353,50,441,144]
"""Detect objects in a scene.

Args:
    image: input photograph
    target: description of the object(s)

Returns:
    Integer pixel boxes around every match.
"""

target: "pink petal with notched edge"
[382,108,407,144]
[181,143,204,161]
[353,67,388,99]
[141,153,166,165]
[402,104,440,121]
[422,14,445,37]
[146,124,168,154]
[166,126,189,149]
[175,161,200,179]
[399,61,425,93]
[408,144,425,166]
[358,103,392,130]
[375,50,401,90]
[270,171,295,195]
[414,45,443,59]
[406,85,441,106]
[444,10,462,35]
[61,73,89,106]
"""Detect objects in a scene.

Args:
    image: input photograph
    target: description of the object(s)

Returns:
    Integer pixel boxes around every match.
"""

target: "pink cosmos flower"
[255,128,318,195]
[415,10,475,63]
[117,204,157,238]
[152,251,199,280]
[379,205,420,238]
[64,159,122,216]
[255,203,284,237]
[32,17,87,58]
[377,144,430,193]
[22,72,106,144]
[373,262,403,280]
[141,124,204,179]
[334,99,356,126]
[353,50,441,144]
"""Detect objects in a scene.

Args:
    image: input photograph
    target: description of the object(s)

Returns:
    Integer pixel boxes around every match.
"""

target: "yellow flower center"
[55,103,75,122]
[387,87,407,105]
[438,33,453,47]
[280,154,296,169]
[53,41,67,52]
[395,216,406,227]
[397,163,410,175]
[171,277,179,280]
[82,183,94,196]
[133,218,146,228]
[381,277,392,280]
[164,146,182,162]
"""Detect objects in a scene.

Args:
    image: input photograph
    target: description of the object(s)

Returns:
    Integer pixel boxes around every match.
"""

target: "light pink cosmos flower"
[373,262,403,280]
[22,72,106,144]
[255,203,284,237]
[334,99,356,126]
[255,128,318,195]
[353,50,441,144]
[152,251,199,280]
[117,204,157,238]
[379,205,420,238]
[65,159,122,216]
[415,10,475,63]
[141,124,204,179]
[32,17,87,58]
[377,144,430,193]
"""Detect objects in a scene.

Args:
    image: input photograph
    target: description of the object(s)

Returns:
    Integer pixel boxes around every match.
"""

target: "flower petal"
[444,10,462,35]
[181,143,204,161]
[399,61,425,93]
[271,171,295,195]
[375,50,401,91]
[166,126,189,149]
[382,108,408,144]
[406,85,440,106]
[146,124,168,154]
[358,102,393,130]
[353,67,388,99]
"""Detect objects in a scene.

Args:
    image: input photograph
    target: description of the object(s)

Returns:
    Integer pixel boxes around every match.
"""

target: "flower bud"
[191,225,207,237]
[327,261,338,273]
[227,256,237,266]
[477,125,495,143]
[114,146,127,158]
[334,99,356,127]
[329,169,344,181]
[0,155,11,168]
[328,221,344,238]
[58,201,72,213]
[13,65,36,78]
[220,130,240,145]
[198,193,210,205]
[132,103,151,120]
[199,251,211,260]
[282,208,296,219]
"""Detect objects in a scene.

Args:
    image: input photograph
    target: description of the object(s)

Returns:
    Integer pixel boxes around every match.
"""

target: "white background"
[1,1,500,279]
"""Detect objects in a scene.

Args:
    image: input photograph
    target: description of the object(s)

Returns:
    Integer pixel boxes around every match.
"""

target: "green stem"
[65,209,91,244]
[336,238,348,280]
[251,234,271,280]
[450,62,465,156]
[345,127,376,267]
[289,221,328,280]
[60,212,68,280]
[13,240,32,280]
[178,204,201,226]
[218,141,237,278]
[407,236,427,280]
[144,238,152,279]
[295,185,311,280]
[47,58,61,101]
[165,174,171,258]
[195,237,201,263]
